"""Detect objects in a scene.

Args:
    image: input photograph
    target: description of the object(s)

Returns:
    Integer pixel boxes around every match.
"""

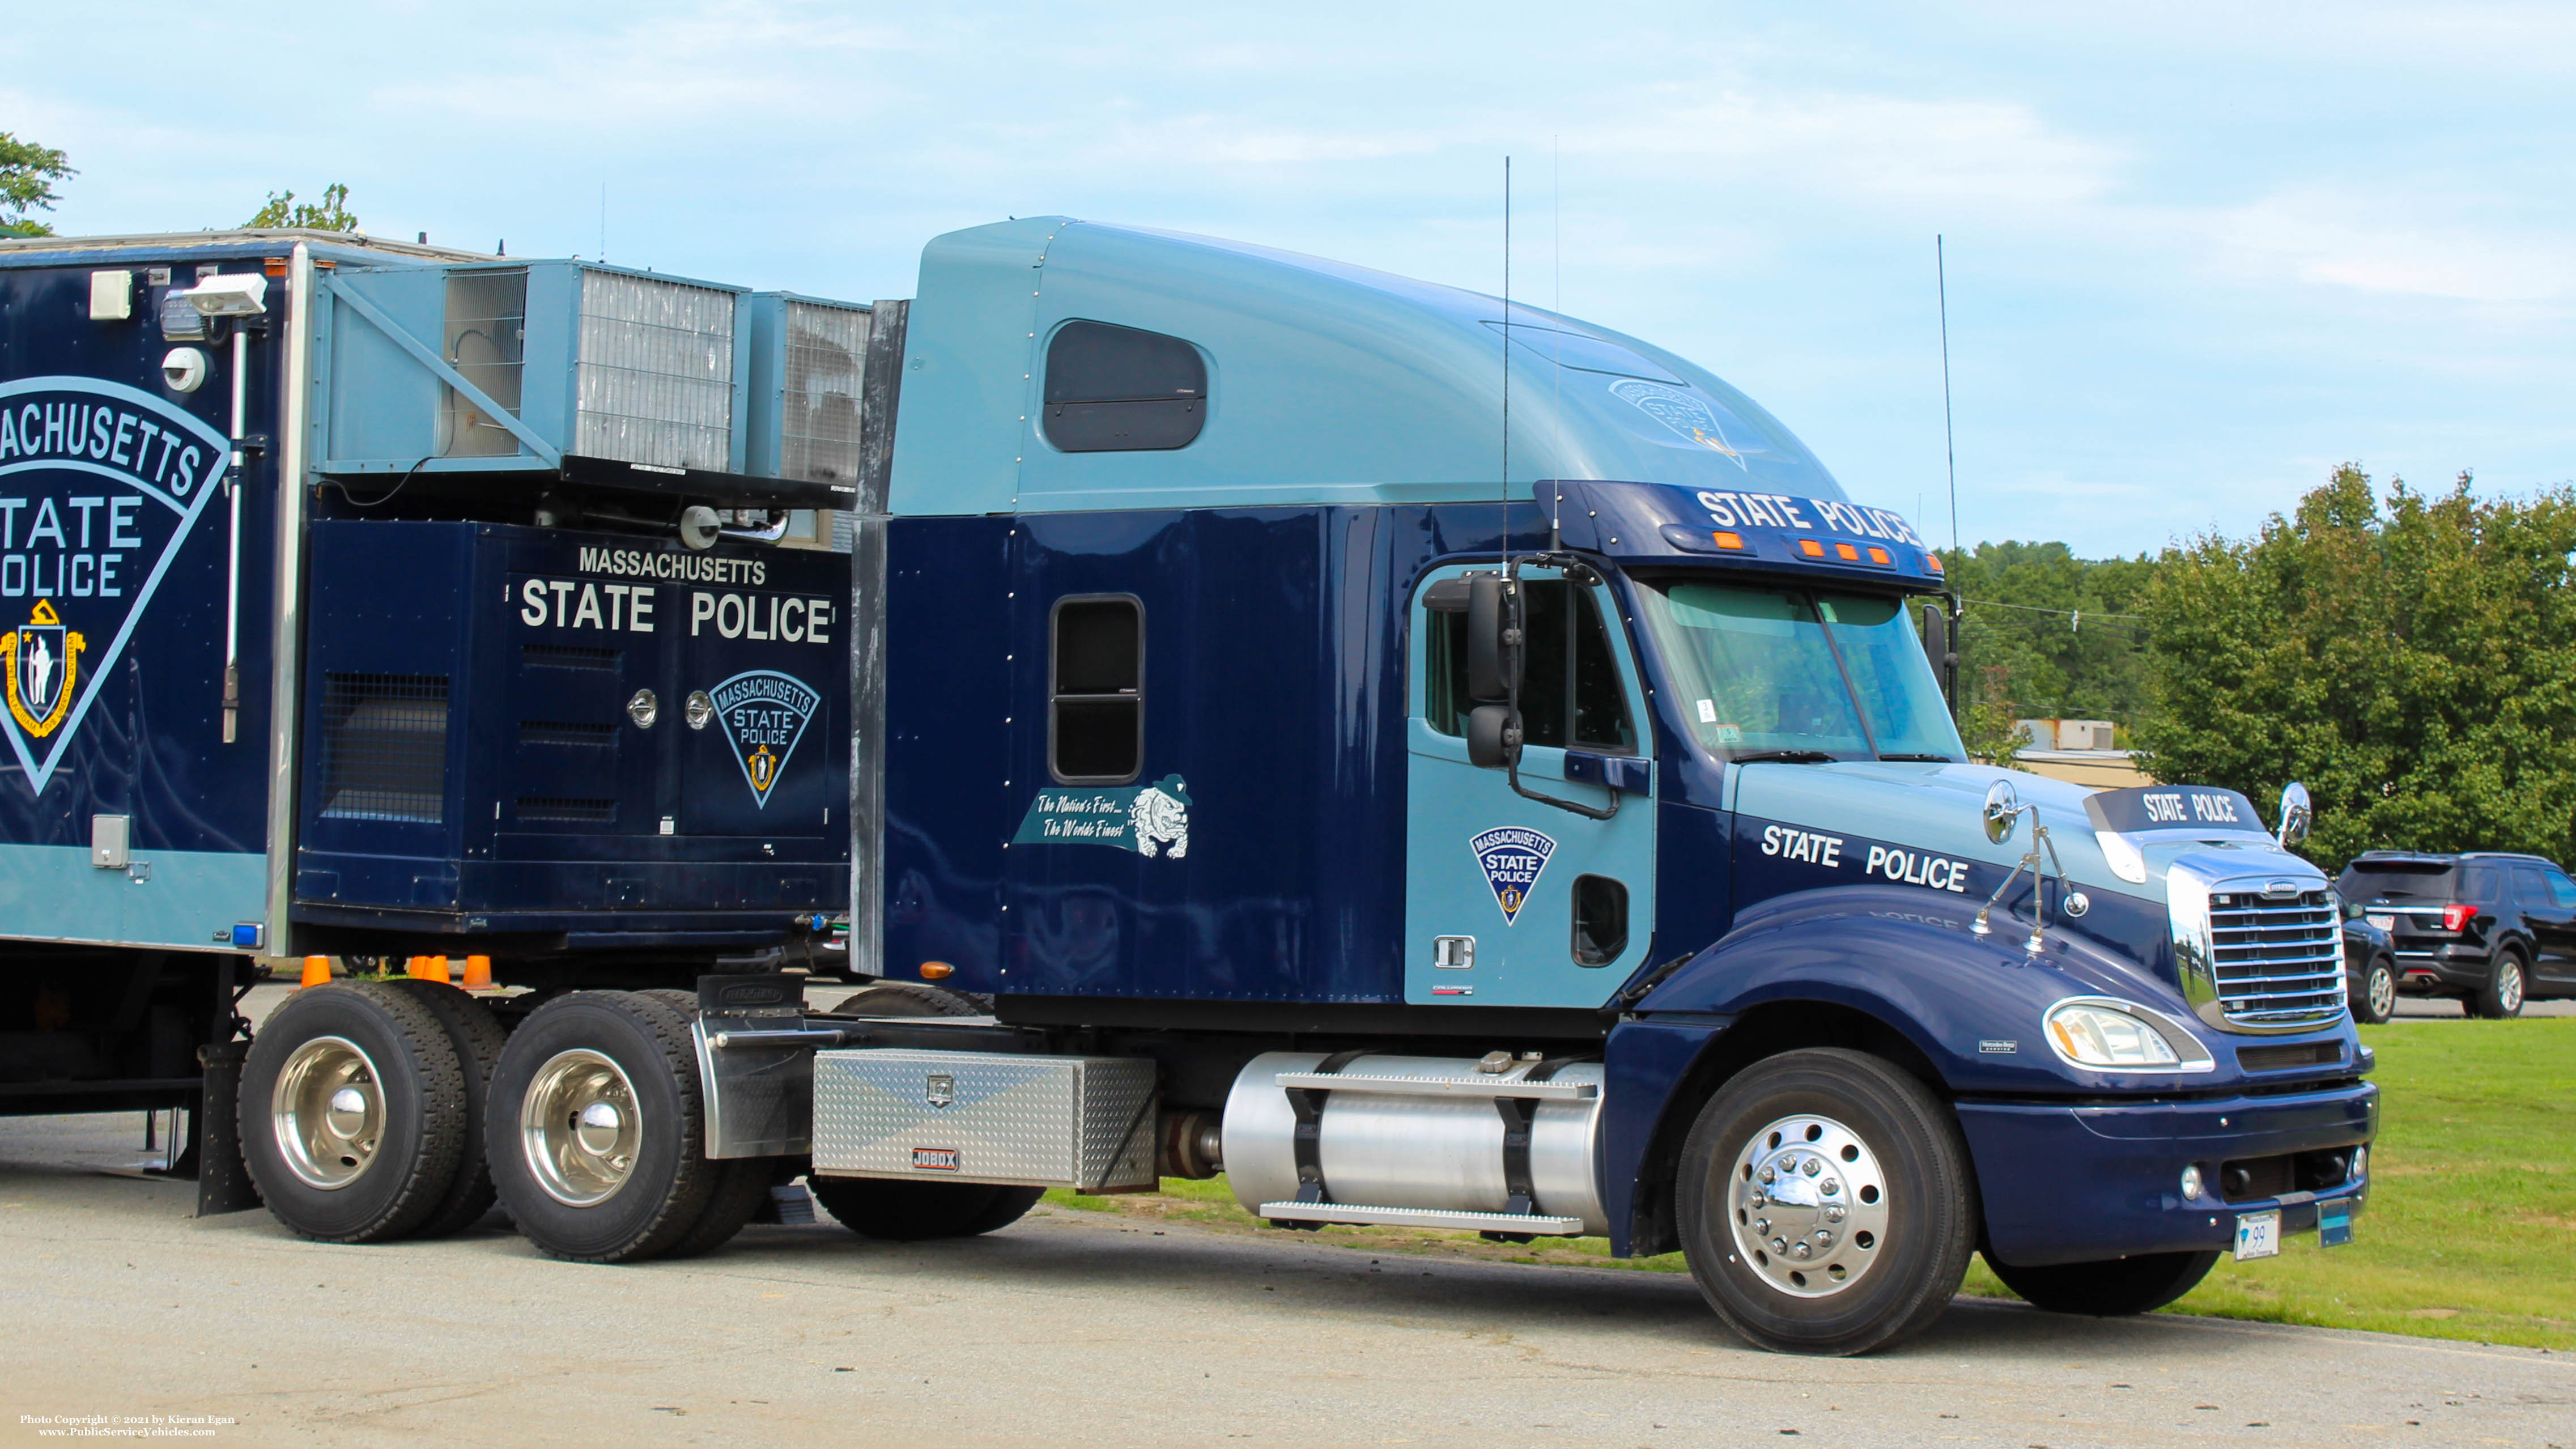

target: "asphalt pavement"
[1,1112,2567,1449]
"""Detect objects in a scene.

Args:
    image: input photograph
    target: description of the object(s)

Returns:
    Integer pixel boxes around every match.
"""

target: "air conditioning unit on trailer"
[311,259,866,498]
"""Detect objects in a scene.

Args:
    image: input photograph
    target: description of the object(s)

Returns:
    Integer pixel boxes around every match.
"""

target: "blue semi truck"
[0,219,2374,1354]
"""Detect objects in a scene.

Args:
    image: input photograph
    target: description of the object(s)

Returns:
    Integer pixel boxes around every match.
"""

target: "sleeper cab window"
[1041,320,1208,452]
[1051,596,1142,784]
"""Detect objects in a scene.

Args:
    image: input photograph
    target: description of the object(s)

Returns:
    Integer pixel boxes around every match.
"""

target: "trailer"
[0,220,2375,1355]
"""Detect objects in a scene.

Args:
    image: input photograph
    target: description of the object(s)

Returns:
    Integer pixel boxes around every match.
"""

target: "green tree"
[1957,664,2025,767]
[2135,465,2576,872]
[246,182,358,232]
[1937,539,2159,745]
[0,131,74,237]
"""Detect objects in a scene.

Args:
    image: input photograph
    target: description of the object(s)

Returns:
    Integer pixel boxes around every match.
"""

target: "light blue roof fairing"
[888,218,1849,516]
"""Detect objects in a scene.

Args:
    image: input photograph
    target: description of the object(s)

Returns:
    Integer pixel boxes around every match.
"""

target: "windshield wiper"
[1876,753,1959,763]
[1729,749,1838,764]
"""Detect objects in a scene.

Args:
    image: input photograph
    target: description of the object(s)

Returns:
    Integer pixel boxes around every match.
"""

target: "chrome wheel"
[1730,1112,1890,1298]
[521,1048,643,1206]
[271,1035,386,1189]
[2366,962,2397,1020]
[2497,959,2526,1013]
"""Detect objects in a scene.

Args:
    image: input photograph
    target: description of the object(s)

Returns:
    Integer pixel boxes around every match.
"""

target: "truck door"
[1405,564,1655,1008]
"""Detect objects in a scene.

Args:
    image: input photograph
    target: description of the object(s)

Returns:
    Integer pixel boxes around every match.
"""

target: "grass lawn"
[1045,1018,2576,1348]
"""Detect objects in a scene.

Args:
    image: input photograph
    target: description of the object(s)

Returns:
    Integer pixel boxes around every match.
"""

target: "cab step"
[1257,1201,1587,1235]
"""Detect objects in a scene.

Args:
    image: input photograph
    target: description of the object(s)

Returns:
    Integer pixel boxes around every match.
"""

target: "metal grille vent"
[319,674,449,823]
[781,300,868,485]
[517,796,616,823]
[576,270,735,470]
[522,643,622,671]
[2206,888,2344,1026]
[520,720,617,748]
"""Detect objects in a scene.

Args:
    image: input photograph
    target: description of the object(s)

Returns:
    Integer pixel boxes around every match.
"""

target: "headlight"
[2046,1001,2185,1069]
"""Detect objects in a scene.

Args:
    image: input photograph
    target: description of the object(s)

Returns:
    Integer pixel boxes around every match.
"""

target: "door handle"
[1562,751,1650,796]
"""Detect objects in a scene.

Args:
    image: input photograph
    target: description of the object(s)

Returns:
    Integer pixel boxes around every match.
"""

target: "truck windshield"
[1631,579,1965,763]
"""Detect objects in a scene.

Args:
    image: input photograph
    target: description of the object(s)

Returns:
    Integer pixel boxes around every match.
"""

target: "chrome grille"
[2205,888,2344,1026]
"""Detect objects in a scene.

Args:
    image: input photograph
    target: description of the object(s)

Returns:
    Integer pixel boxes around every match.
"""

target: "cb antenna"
[1549,135,1563,554]
[1501,155,1511,567]
[1937,234,1959,560]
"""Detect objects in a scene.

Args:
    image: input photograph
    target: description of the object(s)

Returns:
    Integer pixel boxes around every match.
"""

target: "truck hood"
[1729,760,2329,992]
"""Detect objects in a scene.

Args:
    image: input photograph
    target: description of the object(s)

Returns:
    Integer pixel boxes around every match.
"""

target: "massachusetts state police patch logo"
[709,670,819,808]
[1470,826,1557,926]
[0,376,229,792]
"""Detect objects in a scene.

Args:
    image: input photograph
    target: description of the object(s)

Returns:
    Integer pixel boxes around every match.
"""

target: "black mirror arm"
[1507,760,1621,821]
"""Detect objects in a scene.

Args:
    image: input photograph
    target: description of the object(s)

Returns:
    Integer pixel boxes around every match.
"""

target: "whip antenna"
[1938,235,1959,558]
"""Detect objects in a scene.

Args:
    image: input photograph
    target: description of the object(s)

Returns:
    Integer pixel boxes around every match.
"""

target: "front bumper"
[1959,1080,2378,1268]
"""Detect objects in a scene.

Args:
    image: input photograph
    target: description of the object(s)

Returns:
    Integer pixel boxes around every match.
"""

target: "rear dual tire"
[486,990,764,1263]
[239,983,469,1243]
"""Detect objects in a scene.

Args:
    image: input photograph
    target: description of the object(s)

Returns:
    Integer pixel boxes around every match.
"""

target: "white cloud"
[2199,189,2576,307]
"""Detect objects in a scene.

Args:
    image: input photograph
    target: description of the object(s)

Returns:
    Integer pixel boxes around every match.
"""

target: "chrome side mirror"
[1982,779,2021,844]
[2276,781,2313,849]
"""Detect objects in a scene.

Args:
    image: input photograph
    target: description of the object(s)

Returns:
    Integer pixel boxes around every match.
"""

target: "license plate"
[2233,1209,2281,1261]
[2366,913,2395,932]
[2318,1197,2354,1248]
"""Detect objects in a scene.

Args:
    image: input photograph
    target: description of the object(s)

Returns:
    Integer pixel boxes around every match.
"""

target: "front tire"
[239,983,467,1243]
[1675,1048,1976,1356]
[486,991,726,1263]
[2473,950,2528,1019]
[808,1176,1044,1240]
[2350,954,2398,1025]
[1985,1249,2219,1316]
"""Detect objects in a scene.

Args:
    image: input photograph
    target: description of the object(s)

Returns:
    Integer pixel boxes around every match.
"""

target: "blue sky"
[10,2,2570,556]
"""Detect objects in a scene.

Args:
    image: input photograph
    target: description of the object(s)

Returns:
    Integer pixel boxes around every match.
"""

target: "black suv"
[2333,851,2576,1018]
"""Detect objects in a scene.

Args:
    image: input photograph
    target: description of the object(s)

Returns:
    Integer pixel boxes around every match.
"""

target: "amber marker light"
[1834,542,1860,561]
[1797,538,1827,558]
[921,961,956,980]
[1924,553,1945,574]
[1712,530,1746,550]
[1868,546,1891,565]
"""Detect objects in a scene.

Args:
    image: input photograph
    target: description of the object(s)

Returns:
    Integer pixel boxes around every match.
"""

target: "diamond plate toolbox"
[811,1049,1158,1190]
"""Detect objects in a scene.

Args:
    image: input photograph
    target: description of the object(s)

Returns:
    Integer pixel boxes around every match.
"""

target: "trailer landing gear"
[1676,1048,1976,1357]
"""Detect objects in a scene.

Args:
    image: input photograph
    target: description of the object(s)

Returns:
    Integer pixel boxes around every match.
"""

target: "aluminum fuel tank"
[1221,1052,1607,1233]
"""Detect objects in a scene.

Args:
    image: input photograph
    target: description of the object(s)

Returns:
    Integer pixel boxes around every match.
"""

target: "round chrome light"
[2180,1163,2205,1201]
[2349,1146,2366,1181]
